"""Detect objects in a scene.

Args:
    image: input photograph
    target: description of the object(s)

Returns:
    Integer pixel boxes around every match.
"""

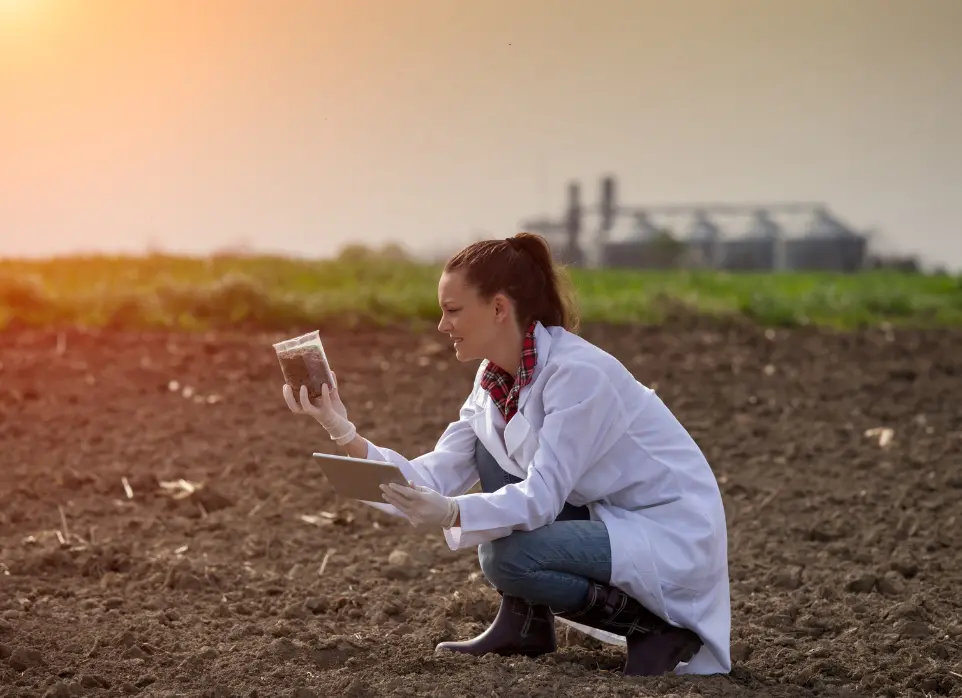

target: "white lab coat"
[360,322,731,675]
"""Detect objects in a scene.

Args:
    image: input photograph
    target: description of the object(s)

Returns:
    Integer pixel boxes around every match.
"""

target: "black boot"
[436,593,557,657]
[557,581,703,676]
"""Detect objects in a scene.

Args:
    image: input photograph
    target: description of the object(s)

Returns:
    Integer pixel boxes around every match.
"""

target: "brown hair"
[444,232,580,332]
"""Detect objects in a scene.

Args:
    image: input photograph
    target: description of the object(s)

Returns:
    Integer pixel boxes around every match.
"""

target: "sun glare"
[0,0,34,20]
[0,0,48,18]
[0,0,54,45]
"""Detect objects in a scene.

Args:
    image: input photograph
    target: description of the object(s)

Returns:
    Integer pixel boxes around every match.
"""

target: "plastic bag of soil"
[273,330,335,402]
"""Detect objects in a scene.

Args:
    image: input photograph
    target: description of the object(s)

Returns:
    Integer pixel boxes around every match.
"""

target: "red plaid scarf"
[480,321,538,422]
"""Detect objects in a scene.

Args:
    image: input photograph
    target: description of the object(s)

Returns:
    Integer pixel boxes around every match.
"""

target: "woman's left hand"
[380,483,459,528]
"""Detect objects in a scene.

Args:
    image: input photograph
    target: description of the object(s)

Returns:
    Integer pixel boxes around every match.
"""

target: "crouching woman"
[282,232,731,676]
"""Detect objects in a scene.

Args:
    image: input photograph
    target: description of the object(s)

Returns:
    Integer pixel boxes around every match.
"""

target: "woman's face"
[437,270,512,362]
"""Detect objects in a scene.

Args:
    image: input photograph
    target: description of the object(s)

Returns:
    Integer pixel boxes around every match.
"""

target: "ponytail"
[444,232,580,333]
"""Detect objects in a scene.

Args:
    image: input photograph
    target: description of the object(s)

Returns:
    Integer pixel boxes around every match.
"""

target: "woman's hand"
[283,372,356,446]
[380,483,459,528]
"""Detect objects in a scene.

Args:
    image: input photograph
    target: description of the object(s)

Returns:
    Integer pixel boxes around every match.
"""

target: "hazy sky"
[2,0,960,268]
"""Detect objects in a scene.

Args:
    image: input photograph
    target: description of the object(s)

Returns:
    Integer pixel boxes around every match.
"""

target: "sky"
[1,0,961,269]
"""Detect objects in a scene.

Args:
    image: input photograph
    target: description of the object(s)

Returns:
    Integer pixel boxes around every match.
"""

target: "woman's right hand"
[283,372,356,446]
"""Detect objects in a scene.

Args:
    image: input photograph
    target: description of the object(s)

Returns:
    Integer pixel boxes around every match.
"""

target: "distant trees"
[336,242,412,263]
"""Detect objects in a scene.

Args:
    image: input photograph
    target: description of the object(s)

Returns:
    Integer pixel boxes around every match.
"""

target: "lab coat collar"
[466,322,556,481]
[517,321,553,412]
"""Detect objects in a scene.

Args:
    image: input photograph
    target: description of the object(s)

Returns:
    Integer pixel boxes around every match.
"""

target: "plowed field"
[1,320,960,697]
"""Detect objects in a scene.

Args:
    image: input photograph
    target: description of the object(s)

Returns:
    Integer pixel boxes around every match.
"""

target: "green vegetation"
[1,250,961,331]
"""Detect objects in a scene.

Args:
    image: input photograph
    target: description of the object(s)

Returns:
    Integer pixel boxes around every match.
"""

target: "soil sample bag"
[273,330,335,402]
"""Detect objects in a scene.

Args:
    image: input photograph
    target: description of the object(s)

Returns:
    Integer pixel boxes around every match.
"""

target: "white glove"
[379,483,459,528]
[282,373,356,446]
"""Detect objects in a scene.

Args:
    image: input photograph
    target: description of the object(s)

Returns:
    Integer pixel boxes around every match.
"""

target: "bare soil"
[1,320,960,697]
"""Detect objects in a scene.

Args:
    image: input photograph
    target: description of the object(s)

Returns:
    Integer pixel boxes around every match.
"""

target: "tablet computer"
[312,452,409,501]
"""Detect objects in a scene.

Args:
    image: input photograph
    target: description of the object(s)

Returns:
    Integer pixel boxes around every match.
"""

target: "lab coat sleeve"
[443,362,628,550]
[357,388,481,518]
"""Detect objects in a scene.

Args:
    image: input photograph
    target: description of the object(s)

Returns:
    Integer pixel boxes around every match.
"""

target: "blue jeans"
[474,440,612,613]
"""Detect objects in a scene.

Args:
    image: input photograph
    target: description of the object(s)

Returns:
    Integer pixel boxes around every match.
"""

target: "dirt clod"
[124,645,149,660]
[898,621,932,639]
[8,646,44,671]
[42,681,82,698]
[844,572,877,593]
[877,571,906,596]
[383,548,416,580]
[79,674,109,689]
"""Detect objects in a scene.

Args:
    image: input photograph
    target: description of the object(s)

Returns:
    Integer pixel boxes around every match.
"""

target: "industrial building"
[520,176,875,272]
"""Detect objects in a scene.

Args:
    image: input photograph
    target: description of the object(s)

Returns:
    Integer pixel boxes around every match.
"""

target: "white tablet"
[312,452,409,502]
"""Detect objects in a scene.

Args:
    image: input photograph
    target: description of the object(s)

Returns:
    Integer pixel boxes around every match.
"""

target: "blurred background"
[2,6,962,696]
[2,0,960,272]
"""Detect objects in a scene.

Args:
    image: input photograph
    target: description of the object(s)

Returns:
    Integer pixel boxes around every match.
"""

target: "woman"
[283,232,731,676]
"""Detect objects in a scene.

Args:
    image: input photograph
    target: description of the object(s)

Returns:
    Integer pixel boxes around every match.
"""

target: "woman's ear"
[492,293,511,323]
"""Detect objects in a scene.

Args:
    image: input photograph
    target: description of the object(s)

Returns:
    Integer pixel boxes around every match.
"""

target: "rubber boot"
[623,625,704,676]
[556,581,703,676]
[435,593,557,657]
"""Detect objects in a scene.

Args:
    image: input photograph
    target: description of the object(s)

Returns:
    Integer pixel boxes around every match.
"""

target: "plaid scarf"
[480,321,538,422]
